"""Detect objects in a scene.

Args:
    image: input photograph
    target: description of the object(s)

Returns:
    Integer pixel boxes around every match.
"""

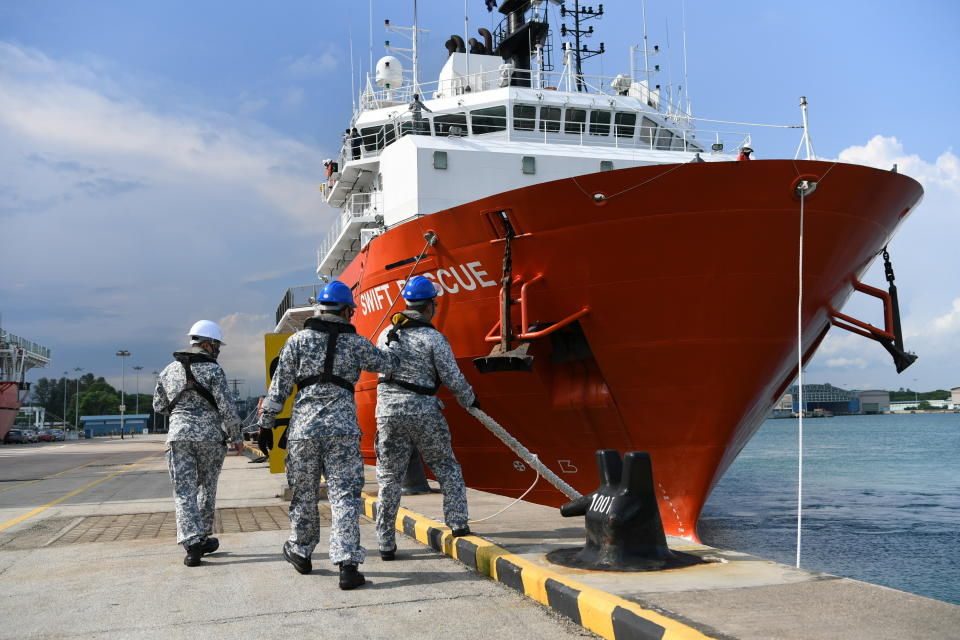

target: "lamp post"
[116,350,130,438]
[62,371,68,433]
[74,367,83,435]
[152,370,159,434]
[132,365,143,437]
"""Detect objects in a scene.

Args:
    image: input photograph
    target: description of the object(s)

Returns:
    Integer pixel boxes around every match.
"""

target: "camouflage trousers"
[166,441,226,547]
[285,436,366,564]
[375,413,468,549]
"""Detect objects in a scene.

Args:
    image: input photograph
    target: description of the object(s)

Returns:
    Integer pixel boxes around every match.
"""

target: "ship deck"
[0,436,955,639]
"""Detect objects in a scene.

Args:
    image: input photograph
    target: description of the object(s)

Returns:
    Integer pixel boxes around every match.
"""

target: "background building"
[858,390,890,414]
[952,387,960,410]
[80,414,150,437]
[787,383,860,414]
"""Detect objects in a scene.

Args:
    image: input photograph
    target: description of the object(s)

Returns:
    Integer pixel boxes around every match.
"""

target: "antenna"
[369,0,374,76]
[349,21,357,112]
[384,2,430,93]
[681,0,691,118]
[560,0,605,92]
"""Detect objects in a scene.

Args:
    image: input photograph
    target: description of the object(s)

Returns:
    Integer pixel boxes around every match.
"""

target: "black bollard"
[547,450,703,571]
[400,448,433,495]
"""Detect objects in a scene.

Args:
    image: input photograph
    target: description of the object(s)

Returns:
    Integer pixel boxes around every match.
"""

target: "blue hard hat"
[318,280,356,307]
[402,275,438,301]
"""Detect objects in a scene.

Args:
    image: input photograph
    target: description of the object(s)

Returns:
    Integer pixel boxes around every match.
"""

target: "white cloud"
[285,52,338,77]
[0,41,332,388]
[931,298,960,333]
[805,136,960,391]
[215,312,276,395]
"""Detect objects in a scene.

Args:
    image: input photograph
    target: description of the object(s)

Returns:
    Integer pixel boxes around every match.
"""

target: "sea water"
[699,413,960,604]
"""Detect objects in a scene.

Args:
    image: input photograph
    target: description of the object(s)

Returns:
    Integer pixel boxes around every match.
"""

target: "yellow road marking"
[0,452,161,532]
[0,451,134,496]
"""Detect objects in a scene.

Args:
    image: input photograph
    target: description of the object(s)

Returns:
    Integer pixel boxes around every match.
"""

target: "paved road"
[0,436,596,639]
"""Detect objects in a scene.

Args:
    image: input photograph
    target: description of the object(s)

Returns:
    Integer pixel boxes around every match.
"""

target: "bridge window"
[471,106,507,135]
[564,108,586,134]
[639,116,658,147]
[589,110,611,136]
[434,113,467,136]
[656,128,675,150]
[539,106,561,132]
[360,126,384,152]
[513,104,536,131]
[614,112,636,138]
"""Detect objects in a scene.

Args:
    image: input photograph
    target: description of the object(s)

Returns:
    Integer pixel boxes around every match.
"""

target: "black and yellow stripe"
[361,493,717,640]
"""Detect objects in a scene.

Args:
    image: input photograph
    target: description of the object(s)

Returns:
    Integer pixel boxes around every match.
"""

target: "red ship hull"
[0,382,21,441]
[338,160,922,540]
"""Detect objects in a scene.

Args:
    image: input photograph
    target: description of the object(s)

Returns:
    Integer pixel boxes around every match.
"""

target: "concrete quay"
[0,436,956,639]
[362,472,960,640]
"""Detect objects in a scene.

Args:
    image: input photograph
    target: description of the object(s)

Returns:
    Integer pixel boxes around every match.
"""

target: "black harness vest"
[168,353,219,412]
[379,316,441,396]
[296,318,357,393]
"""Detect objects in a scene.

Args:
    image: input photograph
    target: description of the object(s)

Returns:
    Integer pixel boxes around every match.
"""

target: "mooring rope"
[796,185,806,569]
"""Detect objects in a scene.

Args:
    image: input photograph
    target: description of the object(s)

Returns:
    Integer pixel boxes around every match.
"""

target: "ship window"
[656,128,675,150]
[588,110,612,136]
[434,113,467,136]
[433,150,448,170]
[471,106,507,135]
[540,106,561,132]
[384,122,397,147]
[522,156,536,174]
[600,160,614,171]
[639,116,658,147]
[564,108,586,134]
[513,104,536,131]
[614,112,636,138]
[360,126,382,152]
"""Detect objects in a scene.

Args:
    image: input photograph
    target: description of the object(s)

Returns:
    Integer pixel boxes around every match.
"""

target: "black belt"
[298,373,355,393]
[378,379,439,396]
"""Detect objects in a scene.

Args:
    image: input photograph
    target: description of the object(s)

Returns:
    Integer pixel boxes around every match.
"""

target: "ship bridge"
[0,328,51,387]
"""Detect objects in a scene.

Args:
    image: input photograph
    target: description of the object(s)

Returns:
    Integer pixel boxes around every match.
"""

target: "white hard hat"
[742,145,753,153]
[323,158,332,164]
[188,320,225,344]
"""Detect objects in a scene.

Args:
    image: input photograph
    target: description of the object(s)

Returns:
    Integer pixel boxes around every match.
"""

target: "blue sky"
[1,1,958,398]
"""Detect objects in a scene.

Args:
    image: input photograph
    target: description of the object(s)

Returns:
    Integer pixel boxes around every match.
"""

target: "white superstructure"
[316,7,751,280]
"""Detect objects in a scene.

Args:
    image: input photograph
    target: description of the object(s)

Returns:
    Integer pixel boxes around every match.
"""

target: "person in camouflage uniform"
[374,276,479,560]
[153,320,243,567]
[260,280,398,590]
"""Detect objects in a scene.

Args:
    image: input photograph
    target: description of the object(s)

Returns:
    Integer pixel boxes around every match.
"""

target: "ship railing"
[315,192,382,274]
[358,67,686,113]
[275,285,325,326]
[336,111,748,164]
[0,333,51,361]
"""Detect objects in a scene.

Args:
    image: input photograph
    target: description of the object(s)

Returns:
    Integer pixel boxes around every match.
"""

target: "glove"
[470,398,481,410]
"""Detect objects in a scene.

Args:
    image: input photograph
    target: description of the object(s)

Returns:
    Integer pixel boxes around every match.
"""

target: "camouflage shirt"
[375,309,475,418]
[263,313,398,439]
[153,346,242,443]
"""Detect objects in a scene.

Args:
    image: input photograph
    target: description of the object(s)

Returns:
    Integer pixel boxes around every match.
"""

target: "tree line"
[24,373,157,429]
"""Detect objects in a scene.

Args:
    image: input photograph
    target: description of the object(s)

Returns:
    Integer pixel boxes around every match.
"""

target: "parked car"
[4,429,25,444]
[51,429,65,441]
[38,430,56,442]
[20,429,37,443]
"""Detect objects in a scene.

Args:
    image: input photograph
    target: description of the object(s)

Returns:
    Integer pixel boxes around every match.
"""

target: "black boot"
[379,544,397,561]
[451,525,471,538]
[282,541,312,575]
[201,537,219,555]
[183,542,203,567]
[338,563,366,590]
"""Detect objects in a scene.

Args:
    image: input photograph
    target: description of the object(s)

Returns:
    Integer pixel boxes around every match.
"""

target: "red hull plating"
[0,382,21,441]
[339,160,921,540]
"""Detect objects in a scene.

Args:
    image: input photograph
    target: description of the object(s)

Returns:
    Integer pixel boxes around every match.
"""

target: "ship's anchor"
[547,450,703,571]
[473,211,590,374]
[473,211,535,373]
[827,247,917,373]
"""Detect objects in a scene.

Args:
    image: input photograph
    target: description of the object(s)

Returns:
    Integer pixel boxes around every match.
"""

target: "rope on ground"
[469,459,541,523]
[466,407,581,500]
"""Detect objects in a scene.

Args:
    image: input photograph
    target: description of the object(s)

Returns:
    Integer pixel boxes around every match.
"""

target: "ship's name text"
[358,261,497,316]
